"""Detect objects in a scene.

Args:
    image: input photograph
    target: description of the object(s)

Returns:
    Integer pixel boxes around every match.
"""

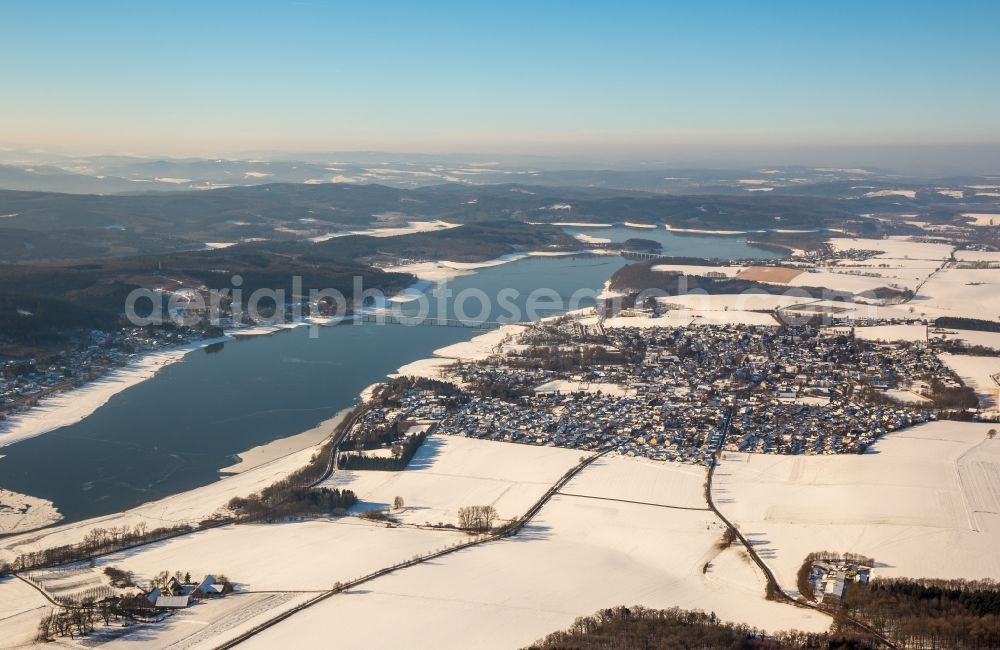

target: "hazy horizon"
[2,0,998,175]
[2,142,999,177]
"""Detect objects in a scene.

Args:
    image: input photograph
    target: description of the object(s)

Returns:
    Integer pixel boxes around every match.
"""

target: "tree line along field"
[526,579,1000,650]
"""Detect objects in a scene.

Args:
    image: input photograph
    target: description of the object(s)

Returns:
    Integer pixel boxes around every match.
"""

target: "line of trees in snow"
[338,430,427,471]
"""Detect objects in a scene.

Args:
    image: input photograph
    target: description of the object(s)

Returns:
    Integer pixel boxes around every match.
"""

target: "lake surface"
[0,238,777,525]
[563,225,785,258]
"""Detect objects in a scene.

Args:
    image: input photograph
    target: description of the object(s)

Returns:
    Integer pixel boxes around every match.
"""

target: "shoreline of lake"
[0,239,775,531]
[0,335,234,450]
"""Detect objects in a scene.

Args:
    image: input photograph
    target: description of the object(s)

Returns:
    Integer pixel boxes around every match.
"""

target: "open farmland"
[913,268,1000,321]
[322,434,588,527]
[23,566,112,603]
[851,323,928,342]
[936,328,1000,350]
[714,421,1000,598]
[939,353,1000,411]
[962,213,1000,227]
[827,237,955,261]
[736,266,804,283]
[234,459,830,650]
[84,519,467,592]
[17,435,587,597]
[0,575,50,648]
[955,249,1000,263]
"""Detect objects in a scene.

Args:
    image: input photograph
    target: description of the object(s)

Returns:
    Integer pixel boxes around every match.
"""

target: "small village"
[0,327,207,422]
[357,321,962,465]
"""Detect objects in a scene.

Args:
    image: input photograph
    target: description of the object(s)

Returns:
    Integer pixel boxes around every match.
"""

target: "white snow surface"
[323,434,588,527]
[939,353,1000,411]
[239,458,830,650]
[90,519,467,591]
[961,213,1000,227]
[0,575,50,648]
[935,328,1000,350]
[863,189,916,199]
[913,268,1000,320]
[715,421,1000,598]
[852,324,928,342]
[827,237,954,260]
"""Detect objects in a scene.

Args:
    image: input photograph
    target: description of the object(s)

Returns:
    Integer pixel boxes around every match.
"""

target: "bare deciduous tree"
[457,505,498,532]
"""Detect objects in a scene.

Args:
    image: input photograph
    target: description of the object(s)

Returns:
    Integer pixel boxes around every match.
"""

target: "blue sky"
[1,0,998,156]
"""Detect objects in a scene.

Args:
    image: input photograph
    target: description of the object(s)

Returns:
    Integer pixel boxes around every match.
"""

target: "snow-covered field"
[581,302,781,328]
[23,566,110,604]
[660,293,809,312]
[781,237,1000,321]
[826,258,941,287]
[955,249,1000,263]
[885,388,930,404]
[913,268,1000,320]
[687,310,780,326]
[0,575,51,648]
[828,237,954,260]
[363,325,527,394]
[534,379,630,397]
[780,299,912,321]
[935,328,1000,350]
[788,269,899,294]
[962,213,1000,227]
[863,189,916,199]
[563,456,706,507]
[939,353,1000,411]
[715,421,1000,598]
[238,459,830,650]
[323,434,587,527]
[852,323,928,342]
[91,591,317,650]
[87,518,467,591]
[310,219,458,242]
[598,313,696,329]
[651,264,745,277]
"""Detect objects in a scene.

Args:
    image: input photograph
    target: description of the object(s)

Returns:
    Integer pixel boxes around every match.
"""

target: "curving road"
[705,405,898,649]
